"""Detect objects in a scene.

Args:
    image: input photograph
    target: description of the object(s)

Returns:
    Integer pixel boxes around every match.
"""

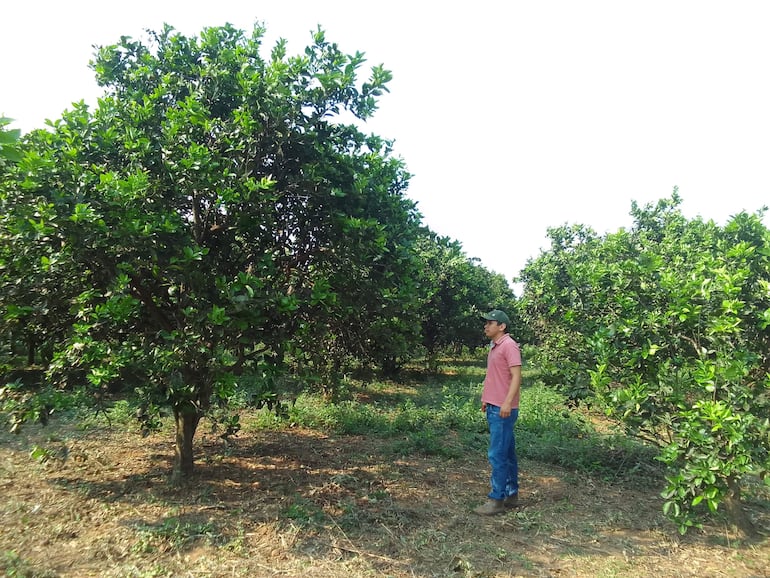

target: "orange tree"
[414,229,521,361]
[519,192,770,534]
[1,23,422,481]
[0,118,21,164]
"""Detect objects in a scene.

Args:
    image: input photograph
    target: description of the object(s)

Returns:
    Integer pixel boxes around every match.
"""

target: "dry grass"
[1,412,769,578]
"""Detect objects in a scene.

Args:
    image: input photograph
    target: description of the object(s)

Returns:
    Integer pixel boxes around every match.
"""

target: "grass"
[2,358,769,577]
[49,358,661,487]
[249,360,662,483]
[67,358,660,483]
[2,550,58,578]
[130,517,219,553]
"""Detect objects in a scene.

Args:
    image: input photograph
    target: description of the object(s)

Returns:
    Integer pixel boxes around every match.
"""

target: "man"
[474,309,522,515]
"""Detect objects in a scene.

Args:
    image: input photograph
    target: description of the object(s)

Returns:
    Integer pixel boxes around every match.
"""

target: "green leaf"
[691,495,703,506]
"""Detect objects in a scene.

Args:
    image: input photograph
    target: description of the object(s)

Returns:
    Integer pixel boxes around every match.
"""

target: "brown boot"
[503,493,519,508]
[473,499,506,516]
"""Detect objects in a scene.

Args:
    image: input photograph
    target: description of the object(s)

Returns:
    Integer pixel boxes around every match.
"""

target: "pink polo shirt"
[481,334,522,408]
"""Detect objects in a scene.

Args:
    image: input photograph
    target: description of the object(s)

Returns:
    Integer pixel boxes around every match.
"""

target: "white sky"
[2,1,769,287]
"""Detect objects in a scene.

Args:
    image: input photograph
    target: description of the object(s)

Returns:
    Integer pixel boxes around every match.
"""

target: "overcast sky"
[2,1,769,287]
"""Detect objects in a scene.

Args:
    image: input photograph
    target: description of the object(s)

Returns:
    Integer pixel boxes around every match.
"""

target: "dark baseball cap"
[482,309,511,326]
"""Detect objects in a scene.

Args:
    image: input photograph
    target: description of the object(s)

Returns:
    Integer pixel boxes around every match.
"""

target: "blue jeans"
[485,404,519,500]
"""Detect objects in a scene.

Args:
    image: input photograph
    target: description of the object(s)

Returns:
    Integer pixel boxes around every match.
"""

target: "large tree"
[1,23,422,480]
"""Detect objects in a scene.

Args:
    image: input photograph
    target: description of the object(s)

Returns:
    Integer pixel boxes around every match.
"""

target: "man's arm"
[499,365,522,418]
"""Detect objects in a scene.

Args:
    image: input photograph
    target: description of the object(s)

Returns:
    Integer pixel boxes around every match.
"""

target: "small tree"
[517,222,602,402]
[520,192,770,534]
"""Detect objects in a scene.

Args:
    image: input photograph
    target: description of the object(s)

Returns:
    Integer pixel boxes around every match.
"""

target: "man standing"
[474,309,522,515]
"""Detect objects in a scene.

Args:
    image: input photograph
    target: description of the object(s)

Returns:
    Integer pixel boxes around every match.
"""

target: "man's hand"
[481,402,487,412]
[500,403,512,418]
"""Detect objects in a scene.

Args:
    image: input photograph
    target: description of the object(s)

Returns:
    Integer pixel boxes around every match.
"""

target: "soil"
[1,417,769,578]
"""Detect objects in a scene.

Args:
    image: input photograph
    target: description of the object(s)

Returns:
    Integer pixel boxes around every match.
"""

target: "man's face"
[484,320,505,340]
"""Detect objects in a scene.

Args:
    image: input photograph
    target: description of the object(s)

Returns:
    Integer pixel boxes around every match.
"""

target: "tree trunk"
[724,476,756,537]
[171,407,201,484]
[26,336,36,366]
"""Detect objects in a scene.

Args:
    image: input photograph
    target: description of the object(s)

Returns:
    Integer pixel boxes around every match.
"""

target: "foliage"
[131,518,218,553]
[0,118,22,164]
[0,119,65,371]
[517,383,658,479]
[519,190,770,534]
[516,222,602,403]
[0,378,80,433]
[414,230,523,363]
[0,23,422,479]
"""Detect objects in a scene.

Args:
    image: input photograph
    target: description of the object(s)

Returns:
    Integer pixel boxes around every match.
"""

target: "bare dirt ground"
[1,418,769,578]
